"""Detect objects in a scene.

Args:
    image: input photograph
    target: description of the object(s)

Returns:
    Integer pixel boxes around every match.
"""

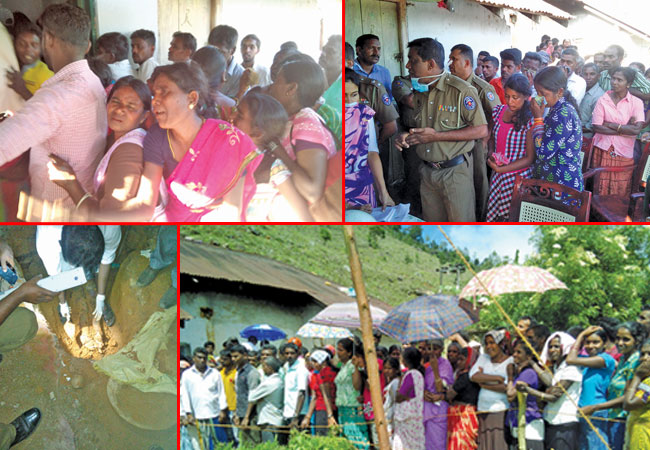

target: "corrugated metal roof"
[471,0,574,20]
[180,239,394,312]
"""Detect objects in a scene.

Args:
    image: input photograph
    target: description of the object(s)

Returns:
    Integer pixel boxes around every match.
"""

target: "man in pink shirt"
[0,4,106,210]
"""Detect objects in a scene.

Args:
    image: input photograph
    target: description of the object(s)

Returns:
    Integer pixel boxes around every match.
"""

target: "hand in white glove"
[0,241,14,271]
[93,294,105,321]
[59,301,71,321]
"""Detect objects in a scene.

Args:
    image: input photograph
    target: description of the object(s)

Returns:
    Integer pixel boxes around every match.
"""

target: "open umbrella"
[240,324,286,341]
[460,264,567,299]
[296,323,353,339]
[378,294,474,343]
[309,302,387,329]
[179,307,193,320]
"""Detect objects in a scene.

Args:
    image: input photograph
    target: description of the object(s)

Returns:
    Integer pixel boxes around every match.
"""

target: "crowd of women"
[258,321,650,449]
[345,37,650,222]
[53,44,341,222]
[0,5,341,222]
[369,320,650,450]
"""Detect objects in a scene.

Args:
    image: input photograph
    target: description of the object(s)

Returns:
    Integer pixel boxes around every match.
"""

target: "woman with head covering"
[522,331,582,450]
[241,356,284,442]
[566,325,616,449]
[423,338,454,450]
[301,349,337,436]
[469,329,514,450]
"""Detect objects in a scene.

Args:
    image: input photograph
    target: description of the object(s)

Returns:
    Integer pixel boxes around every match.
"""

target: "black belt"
[422,153,467,170]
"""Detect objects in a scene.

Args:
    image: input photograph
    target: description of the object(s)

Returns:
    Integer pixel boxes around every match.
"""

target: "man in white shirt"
[36,225,121,327]
[209,25,244,98]
[239,34,271,91]
[180,347,229,448]
[95,32,134,82]
[559,48,586,105]
[130,29,158,83]
[579,63,606,138]
[278,342,309,445]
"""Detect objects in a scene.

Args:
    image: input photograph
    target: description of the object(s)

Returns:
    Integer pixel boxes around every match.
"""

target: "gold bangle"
[75,192,92,210]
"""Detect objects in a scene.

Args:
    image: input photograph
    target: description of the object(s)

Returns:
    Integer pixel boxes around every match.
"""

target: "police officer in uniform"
[392,76,422,215]
[395,38,488,222]
[346,42,398,142]
[0,240,53,449]
[449,44,500,221]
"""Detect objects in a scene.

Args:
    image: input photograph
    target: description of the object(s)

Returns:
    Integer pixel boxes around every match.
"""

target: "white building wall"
[219,0,342,69]
[565,13,650,65]
[179,290,324,356]
[406,0,511,69]
[96,0,160,62]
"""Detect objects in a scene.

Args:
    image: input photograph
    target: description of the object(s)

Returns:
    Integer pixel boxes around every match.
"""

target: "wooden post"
[343,226,390,450]
[397,0,409,76]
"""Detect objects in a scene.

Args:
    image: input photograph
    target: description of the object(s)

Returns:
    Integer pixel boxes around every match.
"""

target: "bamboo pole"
[343,226,390,450]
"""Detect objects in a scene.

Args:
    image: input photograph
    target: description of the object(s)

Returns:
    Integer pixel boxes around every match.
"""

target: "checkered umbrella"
[378,295,474,343]
[459,264,567,299]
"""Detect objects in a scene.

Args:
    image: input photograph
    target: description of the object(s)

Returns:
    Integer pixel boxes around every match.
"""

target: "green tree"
[479,225,650,332]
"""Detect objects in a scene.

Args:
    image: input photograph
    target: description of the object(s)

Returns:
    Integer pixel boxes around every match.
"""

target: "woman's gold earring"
[189,104,195,110]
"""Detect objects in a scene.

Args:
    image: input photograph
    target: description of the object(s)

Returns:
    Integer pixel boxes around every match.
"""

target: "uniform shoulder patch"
[486,91,495,102]
[395,80,403,87]
[463,96,476,110]
[382,93,391,105]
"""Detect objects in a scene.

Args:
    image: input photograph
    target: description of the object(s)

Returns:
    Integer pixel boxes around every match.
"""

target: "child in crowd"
[7,19,53,99]
[234,91,313,221]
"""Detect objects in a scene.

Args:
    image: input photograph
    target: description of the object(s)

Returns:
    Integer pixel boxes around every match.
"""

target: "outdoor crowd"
[0,4,341,222]
[179,309,650,450]
[345,32,650,222]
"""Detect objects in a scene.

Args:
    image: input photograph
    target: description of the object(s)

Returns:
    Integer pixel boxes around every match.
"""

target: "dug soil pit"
[0,226,176,450]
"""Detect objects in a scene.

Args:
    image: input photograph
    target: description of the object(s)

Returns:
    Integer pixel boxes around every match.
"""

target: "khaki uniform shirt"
[358,76,399,125]
[392,76,418,130]
[412,72,487,162]
[468,73,501,122]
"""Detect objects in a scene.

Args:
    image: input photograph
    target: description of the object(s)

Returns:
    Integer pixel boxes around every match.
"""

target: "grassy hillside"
[180,225,474,307]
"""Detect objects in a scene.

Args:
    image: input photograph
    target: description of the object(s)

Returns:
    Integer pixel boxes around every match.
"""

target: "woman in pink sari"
[135,62,262,221]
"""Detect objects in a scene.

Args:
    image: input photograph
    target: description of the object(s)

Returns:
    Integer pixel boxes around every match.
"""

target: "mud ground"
[0,225,177,450]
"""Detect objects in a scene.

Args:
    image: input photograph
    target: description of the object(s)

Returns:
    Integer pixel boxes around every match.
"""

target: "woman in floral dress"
[530,66,584,191]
